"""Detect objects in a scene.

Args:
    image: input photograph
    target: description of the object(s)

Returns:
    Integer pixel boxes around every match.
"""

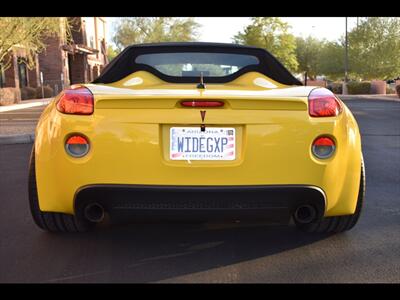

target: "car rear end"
[34,73,362,225]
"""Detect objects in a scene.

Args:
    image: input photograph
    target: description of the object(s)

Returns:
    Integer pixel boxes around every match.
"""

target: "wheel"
[28,146,93,233]
[295,157,365,233]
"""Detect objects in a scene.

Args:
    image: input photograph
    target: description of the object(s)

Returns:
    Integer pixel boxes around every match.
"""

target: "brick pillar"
[4,54,19,88]
[27,55,40,88]
[92,65,99,80]
[1,53,21,102]
[370,80,386,94]
[68,53,87,84]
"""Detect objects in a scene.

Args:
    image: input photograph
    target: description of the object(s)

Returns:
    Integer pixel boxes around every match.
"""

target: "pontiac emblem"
[200,110,206,132]
[200,110,206,122]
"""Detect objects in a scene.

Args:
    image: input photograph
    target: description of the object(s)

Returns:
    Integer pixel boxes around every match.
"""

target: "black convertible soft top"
[93,42,302,86]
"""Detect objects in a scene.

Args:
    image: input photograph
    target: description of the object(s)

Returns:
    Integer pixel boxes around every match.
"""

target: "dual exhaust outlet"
[84,203,105,223]
[293,204,317,224]
[83,202,317,224]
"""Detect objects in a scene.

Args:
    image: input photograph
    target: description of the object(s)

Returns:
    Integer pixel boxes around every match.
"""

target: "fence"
[40,79,70,97]
[304,80,327,87]
[17,79,71,101]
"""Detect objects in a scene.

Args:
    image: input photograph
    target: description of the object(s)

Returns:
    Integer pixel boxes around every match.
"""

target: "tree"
[348,17,400,80]
[318,41,345,81]
[112,17,201,51]
[233,17,298,72]
[107,45,119,62]
[295,36,326,80]
[0,17,71,71]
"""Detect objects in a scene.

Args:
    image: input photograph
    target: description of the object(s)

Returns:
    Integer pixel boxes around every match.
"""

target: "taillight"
[65,134,90,157]
[308,88,342,117]
[181,101,224,107]
[56,86,94,115]
[312,136,336,159]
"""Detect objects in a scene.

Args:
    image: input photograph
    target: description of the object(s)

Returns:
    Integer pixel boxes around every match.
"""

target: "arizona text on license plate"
[170,127,236,160]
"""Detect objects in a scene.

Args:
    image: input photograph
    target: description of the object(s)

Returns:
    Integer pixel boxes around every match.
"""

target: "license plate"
[170,127,236,160]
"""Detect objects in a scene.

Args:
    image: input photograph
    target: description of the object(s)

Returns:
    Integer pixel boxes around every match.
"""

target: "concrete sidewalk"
[339,94,399,101]
[0,98,53,112]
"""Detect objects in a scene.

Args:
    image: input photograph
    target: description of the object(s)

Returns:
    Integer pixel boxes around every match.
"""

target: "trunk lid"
[85,71,314,115]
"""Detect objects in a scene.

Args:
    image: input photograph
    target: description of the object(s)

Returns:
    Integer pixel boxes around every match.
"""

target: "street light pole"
[343,17,349,95]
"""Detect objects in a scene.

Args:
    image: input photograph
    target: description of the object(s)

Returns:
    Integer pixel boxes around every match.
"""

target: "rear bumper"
[35,101,362,217]
[74,185,326,224]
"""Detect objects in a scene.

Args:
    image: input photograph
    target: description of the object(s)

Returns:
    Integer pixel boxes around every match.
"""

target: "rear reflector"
[65,135,90,157]
[312,136,335,159]
[56,86,94,115]
[66,136,88,145]
[181,101,224,107]
[308,88,342,117]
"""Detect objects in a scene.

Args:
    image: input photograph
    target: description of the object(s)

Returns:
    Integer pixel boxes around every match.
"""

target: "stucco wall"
[0,88,21,105]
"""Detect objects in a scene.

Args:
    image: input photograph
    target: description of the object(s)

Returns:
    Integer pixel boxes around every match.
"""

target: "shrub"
[347,81,371,95]
[396,85,400,98]
[20,87,38,100]
[35,85,54,98]
[327,82,343,94]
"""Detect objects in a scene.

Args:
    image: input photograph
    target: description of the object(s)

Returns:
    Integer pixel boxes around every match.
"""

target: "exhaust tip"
[84,203,105,223]
[294,204,317,224]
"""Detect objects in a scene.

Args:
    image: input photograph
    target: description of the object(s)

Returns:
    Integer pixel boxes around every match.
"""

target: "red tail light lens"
[65,134,90,157]
[56,86,94,115]
[312,136,336,159]
[308,88,342,117]
[181,101,224,107]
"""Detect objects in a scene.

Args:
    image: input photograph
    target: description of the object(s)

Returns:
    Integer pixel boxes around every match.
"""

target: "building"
[0,48,41,104]
[0,50,40,90]
[39,17,108,95]
[0,17,108,104]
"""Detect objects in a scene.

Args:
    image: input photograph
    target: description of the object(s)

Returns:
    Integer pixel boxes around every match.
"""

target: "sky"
[105,17,359,46]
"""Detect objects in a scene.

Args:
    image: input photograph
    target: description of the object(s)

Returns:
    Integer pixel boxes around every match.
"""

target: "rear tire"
[28,146,93,233]
[295,157,365,234]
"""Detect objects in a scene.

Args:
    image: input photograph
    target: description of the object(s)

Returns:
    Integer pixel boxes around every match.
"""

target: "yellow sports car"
[29,42,365,233]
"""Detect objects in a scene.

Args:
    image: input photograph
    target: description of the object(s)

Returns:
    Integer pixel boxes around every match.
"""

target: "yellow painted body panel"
[34,71,362,217]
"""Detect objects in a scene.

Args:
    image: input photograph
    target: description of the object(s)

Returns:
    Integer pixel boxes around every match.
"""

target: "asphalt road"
[0,98,399,283]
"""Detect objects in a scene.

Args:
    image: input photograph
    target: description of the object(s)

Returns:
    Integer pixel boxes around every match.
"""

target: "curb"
[0,134,35,145]
[339,95,400,102]
[0,99,52,113]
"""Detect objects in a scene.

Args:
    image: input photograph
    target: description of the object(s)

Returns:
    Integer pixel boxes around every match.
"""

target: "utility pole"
[343,17,349,95]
